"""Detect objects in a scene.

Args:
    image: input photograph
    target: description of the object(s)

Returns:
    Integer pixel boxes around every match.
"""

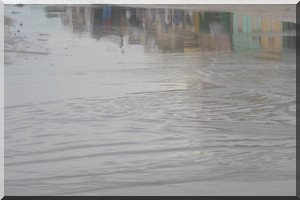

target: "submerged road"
[4,4,296,195]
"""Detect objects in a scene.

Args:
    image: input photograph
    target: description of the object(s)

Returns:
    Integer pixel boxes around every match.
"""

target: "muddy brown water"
[4,5,296,195]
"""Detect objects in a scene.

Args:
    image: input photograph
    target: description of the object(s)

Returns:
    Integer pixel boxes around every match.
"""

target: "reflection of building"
[205,12,231,33]
[232,13,296,61]
[260,18,282,61]
[60,5,125,38]
[61,6,87,33]
[183,12,232,53]
[233,14,262,33]
[232,14,262,53]
[44,5,66,18]
[52,5,296,56]
[282,22,296,49]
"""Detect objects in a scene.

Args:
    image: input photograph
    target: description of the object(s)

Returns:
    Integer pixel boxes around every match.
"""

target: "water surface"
[4,5,296,195]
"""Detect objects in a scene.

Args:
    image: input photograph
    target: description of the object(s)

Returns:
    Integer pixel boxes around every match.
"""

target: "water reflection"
[4,4,296,195]
[47,5,296,57]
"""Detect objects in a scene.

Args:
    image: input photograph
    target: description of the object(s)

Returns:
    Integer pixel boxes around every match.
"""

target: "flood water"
[4,5,296,195]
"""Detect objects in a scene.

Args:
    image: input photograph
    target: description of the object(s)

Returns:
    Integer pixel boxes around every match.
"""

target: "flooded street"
[4,5,296,195]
